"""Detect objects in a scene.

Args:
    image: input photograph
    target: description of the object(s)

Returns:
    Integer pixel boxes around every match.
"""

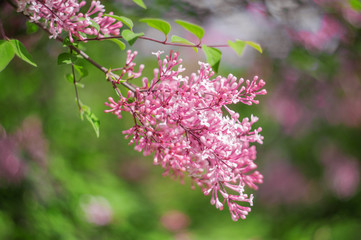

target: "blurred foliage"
[1,0,361,240]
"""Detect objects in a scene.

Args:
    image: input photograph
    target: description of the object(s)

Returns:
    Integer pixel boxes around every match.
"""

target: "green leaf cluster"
[0,39,37,72]
[99,15,263,73]
[133,18,262,72]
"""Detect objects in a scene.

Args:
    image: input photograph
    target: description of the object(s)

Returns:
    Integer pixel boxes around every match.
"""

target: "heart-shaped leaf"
[140,18,171,37]
[10,39,37,67]
[121,30,144,46]
[80,103,100,138]
[175,20,205,40]
[57,52,77,65]
[0,40,15,72]
[228,40,246,56]
[202,45,222,73]
[170,35,198,52]
[108,38,126,50]
[245,41,263,53]
[132,0,147,9]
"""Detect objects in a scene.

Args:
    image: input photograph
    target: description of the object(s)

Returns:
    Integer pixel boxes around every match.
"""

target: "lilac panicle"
[16,0,122,40]
[105,51,266,221]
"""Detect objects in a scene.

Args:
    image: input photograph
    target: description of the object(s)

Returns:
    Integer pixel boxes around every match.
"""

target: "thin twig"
[0,20,8,40]
[81,35,230,49]
[70,49,82,111]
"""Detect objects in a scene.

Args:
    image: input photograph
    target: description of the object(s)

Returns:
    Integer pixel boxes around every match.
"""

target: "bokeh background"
[1,0,361,239]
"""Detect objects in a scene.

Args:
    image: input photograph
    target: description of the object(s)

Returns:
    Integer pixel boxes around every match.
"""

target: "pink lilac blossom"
[16,116,48,167]
[315,55,361,127]
[288,15,344,51]
[342,7,361,27]
[265,69,314,136]
[0,117,48,184]
[321,145,360,199]
[160,210,190,232]
[0,136,25,184]
[314,0,361,27]
[246,2,267,18]
[16,0,122,40]
[105,50,266,221]
[259,158,312,205]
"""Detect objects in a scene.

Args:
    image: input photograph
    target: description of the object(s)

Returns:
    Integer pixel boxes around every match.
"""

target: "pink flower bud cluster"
[17,0,122,40]
[105,51,266,221]
[110,50,145,84]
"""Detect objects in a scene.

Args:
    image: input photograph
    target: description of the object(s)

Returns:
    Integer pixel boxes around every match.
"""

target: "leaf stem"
[70,49,82,112]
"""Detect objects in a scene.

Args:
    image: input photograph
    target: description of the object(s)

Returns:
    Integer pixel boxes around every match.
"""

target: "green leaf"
[89,19,100,32]
[228,40,246,56]
[121,29,144,46]
[62,36,79,48]
[78,32,88,39]
[107,38,126,51]
[202,45,222,73]
[245,41,263,53]
[349,0,361,11]
[0,40,15,72]
[57,52,77,65]
[26,21,39,34]
[80,104,100,138]
[139,18,171,36]
[9,39,37,67]
[65,73,85,88]
[175,19,205,40]
[132,0,147,9]
[104,14,133,30]
[74,64,88,78]
[65,73,73,83]
[170,35,198,52]
[76,82,84,88]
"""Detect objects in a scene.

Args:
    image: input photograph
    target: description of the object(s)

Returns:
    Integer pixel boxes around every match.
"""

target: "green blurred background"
[1,0,361,239]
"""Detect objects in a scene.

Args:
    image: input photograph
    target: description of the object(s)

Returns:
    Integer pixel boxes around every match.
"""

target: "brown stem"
[82,35,230,49]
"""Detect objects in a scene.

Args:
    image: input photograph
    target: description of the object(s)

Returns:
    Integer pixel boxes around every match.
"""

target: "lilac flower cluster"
[17,0,122,40]
[105,51,266,220]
